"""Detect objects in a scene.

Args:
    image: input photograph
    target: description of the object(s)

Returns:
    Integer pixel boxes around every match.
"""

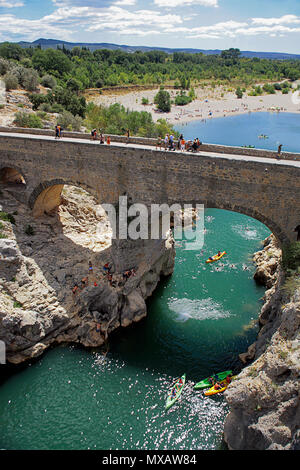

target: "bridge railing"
[1,126,300,162]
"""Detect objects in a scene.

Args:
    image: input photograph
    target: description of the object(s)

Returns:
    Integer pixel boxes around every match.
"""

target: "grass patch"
[0,211,16,224]
[13,301,23,309]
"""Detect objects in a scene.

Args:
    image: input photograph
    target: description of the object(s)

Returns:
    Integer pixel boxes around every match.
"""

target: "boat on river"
[206,251,226,263]
[165,374,186,410]
[194,370,232,390]
[204,379,229,396]
[204,375,236,396]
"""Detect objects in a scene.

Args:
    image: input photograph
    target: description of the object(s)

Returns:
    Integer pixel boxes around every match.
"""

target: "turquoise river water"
[175,112,300,153]
[0,209,270,450]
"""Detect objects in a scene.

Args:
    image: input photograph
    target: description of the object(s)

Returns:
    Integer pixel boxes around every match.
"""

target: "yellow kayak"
[206,251,226,264]
[204,376,236,396]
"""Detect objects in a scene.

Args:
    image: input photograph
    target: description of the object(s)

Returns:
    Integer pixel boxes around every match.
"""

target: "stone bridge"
[1,128,300,250]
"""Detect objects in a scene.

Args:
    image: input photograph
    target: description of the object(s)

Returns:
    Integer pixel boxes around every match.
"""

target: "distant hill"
[15,38,300,60]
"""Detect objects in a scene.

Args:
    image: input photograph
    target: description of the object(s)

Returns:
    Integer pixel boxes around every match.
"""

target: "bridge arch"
[175,198,289,245]
[0,165,26,186]
[29,179,101,218]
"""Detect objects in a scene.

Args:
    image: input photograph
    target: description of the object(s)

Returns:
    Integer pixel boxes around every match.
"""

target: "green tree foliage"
[282,242,300,272]
[85,102,177,138]
[0,42,24,60]
[2,42,300,90]
[57,110,82,131]
[175,92,192,106]
[13,111,43,128]
[32,48,72,76]
[41,74,57,89]
[3,72,18,90]
[154,88,171,112]
[235,86,243,99]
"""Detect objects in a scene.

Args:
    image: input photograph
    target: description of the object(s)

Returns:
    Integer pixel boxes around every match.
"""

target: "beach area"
[85,84,300,126]
[1,80,300,130]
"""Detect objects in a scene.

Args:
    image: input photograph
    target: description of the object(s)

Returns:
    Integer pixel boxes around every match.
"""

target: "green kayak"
[194,370,232,390]
[165,374,186,410]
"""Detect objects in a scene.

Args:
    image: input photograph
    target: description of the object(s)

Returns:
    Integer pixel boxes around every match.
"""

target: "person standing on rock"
[88,261,93,273]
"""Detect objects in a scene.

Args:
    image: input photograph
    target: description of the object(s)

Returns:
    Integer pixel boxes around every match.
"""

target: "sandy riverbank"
[86,85,300,126]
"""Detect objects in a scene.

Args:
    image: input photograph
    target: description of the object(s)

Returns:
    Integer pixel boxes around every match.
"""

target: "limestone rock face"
[0,239,21,263]
[0,185,175,364]
[224,235,300,450]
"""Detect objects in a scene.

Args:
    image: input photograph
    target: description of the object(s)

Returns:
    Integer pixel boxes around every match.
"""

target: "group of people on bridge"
[90,129,111,145]
[156,134,202,153]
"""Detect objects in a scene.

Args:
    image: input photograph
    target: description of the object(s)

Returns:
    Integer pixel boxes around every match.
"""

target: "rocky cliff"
[0,185,175,364]
[224,235,300,450]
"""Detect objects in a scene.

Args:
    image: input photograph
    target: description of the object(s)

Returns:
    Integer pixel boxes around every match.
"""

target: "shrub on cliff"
[3,72,18,91]
[41,74,57,89]
[282,241,300,273]
[13,111,43,129]
[57,110,83,131]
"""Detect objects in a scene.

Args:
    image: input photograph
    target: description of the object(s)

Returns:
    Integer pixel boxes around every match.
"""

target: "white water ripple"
[168,297,232,322]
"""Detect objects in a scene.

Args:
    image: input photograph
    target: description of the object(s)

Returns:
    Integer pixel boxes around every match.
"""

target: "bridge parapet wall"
[1,126,300,162]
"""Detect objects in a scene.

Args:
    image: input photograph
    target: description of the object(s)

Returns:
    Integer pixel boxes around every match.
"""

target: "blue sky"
[0,0,300,53]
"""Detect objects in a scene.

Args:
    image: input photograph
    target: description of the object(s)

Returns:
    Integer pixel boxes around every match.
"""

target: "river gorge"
[0,175,299,450]
[0,111,300,450]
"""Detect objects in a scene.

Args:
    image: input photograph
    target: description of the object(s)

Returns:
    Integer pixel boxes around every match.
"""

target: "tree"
[41,74,57,89]
[32,48,72,75]
[221,48,241,60]
[235,87,243,99]
[154,88,171,112]
[3,72,18,91]
[0,42,24,60]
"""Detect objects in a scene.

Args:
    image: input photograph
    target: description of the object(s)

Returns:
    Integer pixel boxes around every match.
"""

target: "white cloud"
[1,3,300,44]
[0,0,24,6]
[154,0,218,7]
[251,15,300,26]
[85,6,182,33]
[0,5,182,40]
[0,13,73,41]
[114,0,136,5]
[179,18,300,40]
[175,20,248,39]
